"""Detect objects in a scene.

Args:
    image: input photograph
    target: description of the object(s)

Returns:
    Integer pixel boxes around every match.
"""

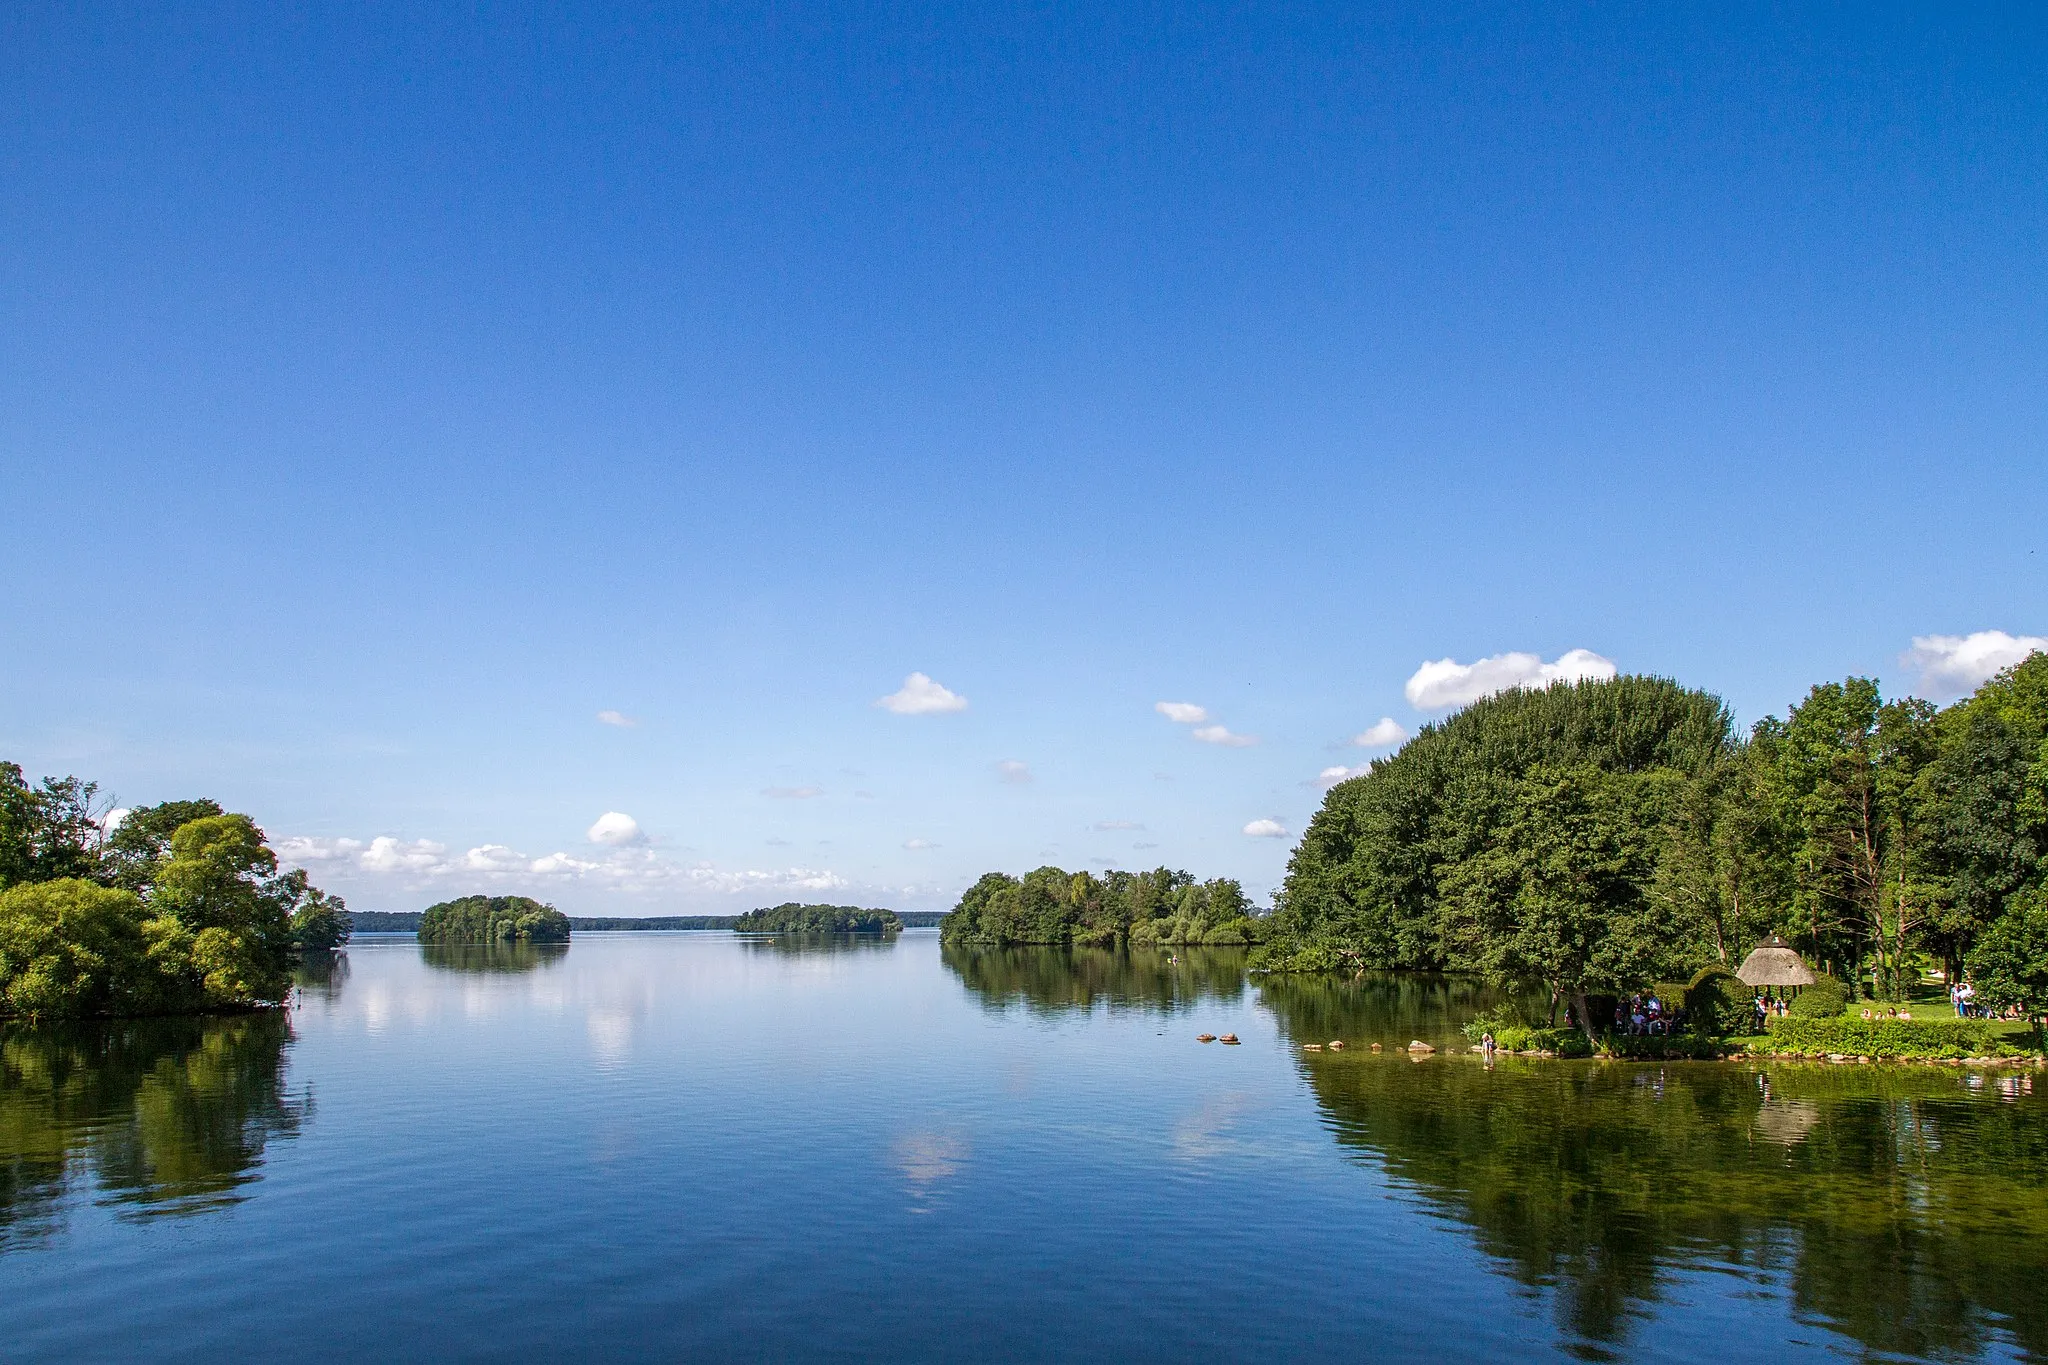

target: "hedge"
[1762,1016,2013,1058]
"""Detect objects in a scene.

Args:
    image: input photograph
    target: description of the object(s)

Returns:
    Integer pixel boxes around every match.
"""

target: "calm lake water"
[3,930,2044,1362]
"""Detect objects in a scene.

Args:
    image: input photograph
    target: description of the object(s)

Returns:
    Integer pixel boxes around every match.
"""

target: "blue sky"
[3,4,2043,912]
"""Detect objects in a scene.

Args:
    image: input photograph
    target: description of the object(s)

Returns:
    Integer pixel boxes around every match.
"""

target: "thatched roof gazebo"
[1735,935,1817,991]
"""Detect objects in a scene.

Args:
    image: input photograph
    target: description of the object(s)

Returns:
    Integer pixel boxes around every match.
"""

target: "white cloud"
[903,838,937,850]
[274,836,365,864]
[1242,819,1289,839]
[876,672,968,715]
[274,828,861,903]
[463,844,527,872]
[530,851,600,876]
[1192,724,1257,747]
[1093,820,1144,831]
[1404,648,1617,710]
[587,811,645,846]
[1154,701,1210,725]
[1317,764,1371,789]
[1903,630,2048,698]
[361,836,448,873]
[763,786,823,800]
[596,709,638,728]
[101,807,131,832]
[1352,717,1409,748]
[997,760,1032,784]
[680,863,851,895]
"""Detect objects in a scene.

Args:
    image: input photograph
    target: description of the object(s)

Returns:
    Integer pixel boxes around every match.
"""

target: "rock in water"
[1219,1033,1241,1045]
[1197,1034,1216,1043]
[1408,1041,1436,1054]
[1328,1040,1345,1051]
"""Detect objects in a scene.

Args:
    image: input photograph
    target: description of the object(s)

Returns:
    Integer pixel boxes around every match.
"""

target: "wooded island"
[733,903,902,933]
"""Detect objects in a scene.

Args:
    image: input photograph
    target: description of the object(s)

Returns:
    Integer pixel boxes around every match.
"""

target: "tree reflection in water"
[942,942,1248,1017]
[1256,973,2048,1361]
[739,932,901,958]
[293,949,351,1002]
[0,1013,308,1246]
[419,941,569,974]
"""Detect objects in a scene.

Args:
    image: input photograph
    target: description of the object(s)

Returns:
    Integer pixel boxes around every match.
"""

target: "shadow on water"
[942,942,1247,1017]
[1256,972,2048,1361]
[419,942,570,974]
[0,1013,308,1248]
[738,932,901,957]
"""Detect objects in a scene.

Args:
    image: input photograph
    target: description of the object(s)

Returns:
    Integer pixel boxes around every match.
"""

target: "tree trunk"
[1573,989,1596,1046]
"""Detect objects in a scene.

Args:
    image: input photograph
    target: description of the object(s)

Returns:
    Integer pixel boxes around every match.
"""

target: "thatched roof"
[1736,935,1817,988]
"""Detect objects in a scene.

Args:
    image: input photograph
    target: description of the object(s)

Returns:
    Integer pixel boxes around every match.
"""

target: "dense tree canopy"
[0,762,105,891]
[732,903,902,933]
[101,798,225,893]
[0,770,348,1019]
[418,895,571,944]
[941,866,1256,947]
[1261,661,2048,1020]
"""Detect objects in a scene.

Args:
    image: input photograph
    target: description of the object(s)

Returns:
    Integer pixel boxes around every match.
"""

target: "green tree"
[0,763,106,890]
[1968,887,2048,1021]
[1438,765,1694,1040]
[0,880,155,1018]
[102,798,224,893]
[148,815,295,1005]
[289,885,352,951]
[1764,680,1938,1001]
[1262,675,1733,974]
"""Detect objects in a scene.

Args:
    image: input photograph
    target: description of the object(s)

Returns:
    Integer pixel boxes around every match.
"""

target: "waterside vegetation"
[1257,658,2048,1043]
[0,765,349,1019]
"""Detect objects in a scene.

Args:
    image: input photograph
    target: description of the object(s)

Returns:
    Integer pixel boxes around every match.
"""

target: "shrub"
[0,880,153,1018]
[1684,966,1749,1036]
[1787,975,1849,1019]
[1762,1016,2008,1059]
[1247,941,1351,973]
[0,879,261,1019]
[1459,1010,1592,1056]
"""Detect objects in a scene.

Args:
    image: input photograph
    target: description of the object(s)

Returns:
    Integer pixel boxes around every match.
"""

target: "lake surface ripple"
[2,931,2043,1362]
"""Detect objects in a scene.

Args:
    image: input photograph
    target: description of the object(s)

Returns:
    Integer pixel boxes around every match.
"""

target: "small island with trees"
[733,903,903,934]
[418,895,571,943]
[941,867,1256,947]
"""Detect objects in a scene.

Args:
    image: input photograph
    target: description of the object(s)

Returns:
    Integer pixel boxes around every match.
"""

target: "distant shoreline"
[346,910,947,933]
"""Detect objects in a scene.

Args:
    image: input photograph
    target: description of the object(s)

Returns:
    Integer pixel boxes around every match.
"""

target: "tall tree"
[0,763,106,890]
[1439,765,1693,1040]
[148,814,296,1004]
[102,798,225,893]
[1766,680,1937,1000]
